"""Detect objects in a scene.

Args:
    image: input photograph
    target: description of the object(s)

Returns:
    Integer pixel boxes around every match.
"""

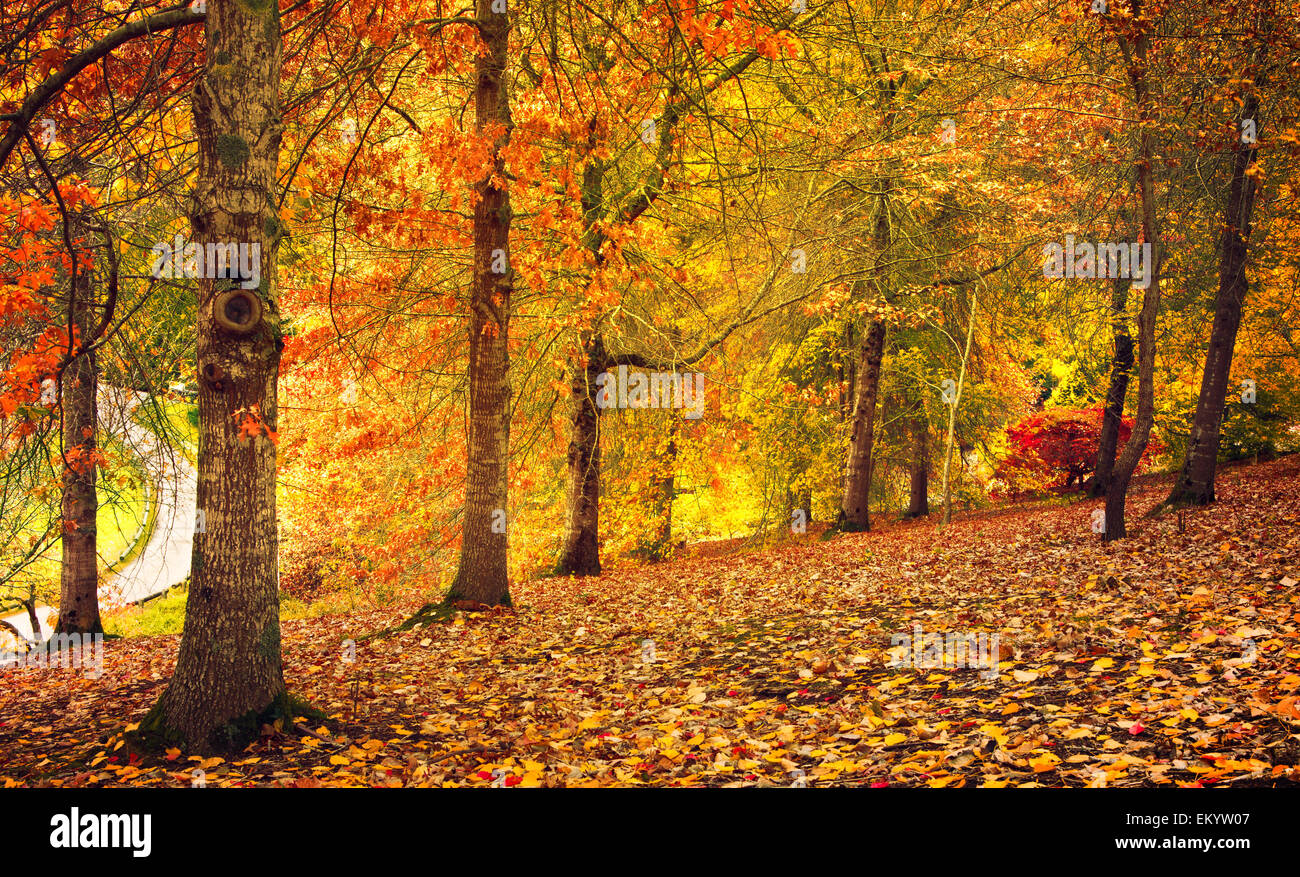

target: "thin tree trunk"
[838,319,886,531]
[904,408,929,518]
[446,0,513,606]
[1165,94,1262,507]
[147,0,286,752]
[1088,274,1134,497]
[1104,6,1161,542]
[555,333,604,576]
[941,291,977,526]
[647,417,679,560]
[55,254,101,635]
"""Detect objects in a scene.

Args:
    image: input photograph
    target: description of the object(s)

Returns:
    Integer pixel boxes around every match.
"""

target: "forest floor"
[2,456,1298,788]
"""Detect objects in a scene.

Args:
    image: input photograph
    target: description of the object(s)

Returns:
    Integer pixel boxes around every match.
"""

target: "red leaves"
[993,406,1165,496]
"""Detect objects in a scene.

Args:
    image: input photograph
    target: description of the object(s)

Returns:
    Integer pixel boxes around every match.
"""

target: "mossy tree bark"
[151,0,286,752]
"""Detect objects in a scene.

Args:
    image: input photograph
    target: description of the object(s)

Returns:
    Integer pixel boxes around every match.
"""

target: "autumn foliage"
[993,407,1163,497]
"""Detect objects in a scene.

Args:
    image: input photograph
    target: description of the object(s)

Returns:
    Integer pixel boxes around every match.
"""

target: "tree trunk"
[904,408,929,518]
[446,0,513,606]
[1165,94,1262,507]
[148,0,287,752]
[55,257,101,635]
[941,290,978,526]
[838,319,886,531]
[641,417,679,560]
[1103,7,1161,543]
[554,333,604,577]
[1088,274,1134,497]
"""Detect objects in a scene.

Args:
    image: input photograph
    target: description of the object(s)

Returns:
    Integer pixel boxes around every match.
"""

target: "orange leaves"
[232,405,279,446]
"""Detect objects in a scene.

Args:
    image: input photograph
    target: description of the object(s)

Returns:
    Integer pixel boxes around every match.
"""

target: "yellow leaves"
[882,732,907,746]
[1028,752,1061,773]
[577,711,609,730]
[978,724,1009,747]
[329,754,351,766]
[1089,657,1114,672]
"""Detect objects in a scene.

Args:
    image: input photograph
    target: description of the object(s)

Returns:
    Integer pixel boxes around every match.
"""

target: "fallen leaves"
[0,458,1297,787]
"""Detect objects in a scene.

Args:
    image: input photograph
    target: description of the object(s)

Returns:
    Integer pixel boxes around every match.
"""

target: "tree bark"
[838,319,886,531]
[941,289,978,526]
[650,419,679,559]
[446,0,513,606]
[1103,4,1161,542]
[1088,274,1134,497]
[1164,94,1262,507]
[555,333,604,577]
[149,0,287,752]
[55,254,101,635]
[904,408,929,518]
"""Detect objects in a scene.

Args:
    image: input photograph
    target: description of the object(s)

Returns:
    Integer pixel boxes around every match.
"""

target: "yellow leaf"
[883,733,907,746]
[1090,657,1114,672]
[1012,670,1038,683]
[1029,753,1061,773]
[329,755,350,766]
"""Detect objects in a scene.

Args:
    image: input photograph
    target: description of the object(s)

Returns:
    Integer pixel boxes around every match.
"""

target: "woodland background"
[0,0,1298,785]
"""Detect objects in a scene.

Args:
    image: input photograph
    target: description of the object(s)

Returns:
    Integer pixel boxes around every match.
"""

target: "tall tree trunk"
[941,290,978,526]
[904,408,929,518]
[555,332,604,576]
[1088,274,1134,497]
[645,416,679,560]
[147,0,286,752]
[838,319,886,531]
[1103,5,1161,543]
[1165,94,1262,507]
[55,255,101,635]
[447,0,513,606]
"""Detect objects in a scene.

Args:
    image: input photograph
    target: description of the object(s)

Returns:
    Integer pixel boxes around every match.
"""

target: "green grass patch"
[131,398,199,463]
[103,584,189,637]
[103,586,339,638]
[97,432,150,566]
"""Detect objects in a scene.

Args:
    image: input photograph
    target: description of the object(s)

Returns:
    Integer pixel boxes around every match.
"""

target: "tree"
[1164,83,1266,505]
[1102,0,1162,543]
[54,223,100,635]
[442,0,514,608]
[993,406,1157,496]
[145,0,290,752]
[1086,274,1134,497]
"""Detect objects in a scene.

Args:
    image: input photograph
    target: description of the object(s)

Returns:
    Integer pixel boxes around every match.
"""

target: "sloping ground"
[1,456,1297,788]
[96,388,197,609]
[0,389,196,645]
